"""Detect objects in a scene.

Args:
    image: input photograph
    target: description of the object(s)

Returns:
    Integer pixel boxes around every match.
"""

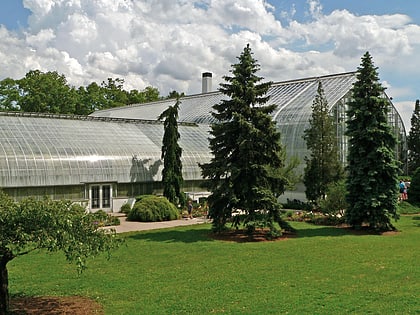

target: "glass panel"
[91,185,100,209]
[102,185,111,208]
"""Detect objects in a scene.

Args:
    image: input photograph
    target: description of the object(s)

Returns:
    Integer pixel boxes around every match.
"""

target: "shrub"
[127,195,180,222]
[91,210,120,226]
[319,180,348,218]
[282,199,312,211]
[120,203,131,214]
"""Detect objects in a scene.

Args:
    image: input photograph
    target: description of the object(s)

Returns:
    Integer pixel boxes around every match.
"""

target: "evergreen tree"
[158,98,185,206]
[345,52,399,231]
[407,167,420,204]
[408,99,420,174]
[303,81,343,203]
[200,44,290,236]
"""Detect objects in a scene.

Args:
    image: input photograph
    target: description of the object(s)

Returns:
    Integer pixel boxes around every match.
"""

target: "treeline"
[0,70,183,115]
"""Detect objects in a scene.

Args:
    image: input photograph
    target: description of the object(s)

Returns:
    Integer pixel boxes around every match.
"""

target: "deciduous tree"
[18,70,78,114]
[0,193,121,315]
[345,52,399,231]
[200,44,291,236]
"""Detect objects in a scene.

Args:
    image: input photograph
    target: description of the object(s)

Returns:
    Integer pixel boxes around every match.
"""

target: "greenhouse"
[0,72,407,210]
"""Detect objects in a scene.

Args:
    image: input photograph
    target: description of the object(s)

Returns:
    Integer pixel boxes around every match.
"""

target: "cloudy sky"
[0,0,419,129]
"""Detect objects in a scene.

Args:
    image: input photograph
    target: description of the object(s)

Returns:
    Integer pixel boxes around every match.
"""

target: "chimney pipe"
[202,72,212,93]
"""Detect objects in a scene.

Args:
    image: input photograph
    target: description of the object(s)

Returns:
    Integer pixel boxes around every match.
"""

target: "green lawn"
[9,215,420,314]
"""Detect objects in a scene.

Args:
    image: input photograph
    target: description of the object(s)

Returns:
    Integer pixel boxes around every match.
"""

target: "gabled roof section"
[90,72,357,124]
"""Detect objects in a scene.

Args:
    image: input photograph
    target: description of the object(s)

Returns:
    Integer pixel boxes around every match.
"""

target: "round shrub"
[120,202,131,214]
[127,195,180,222]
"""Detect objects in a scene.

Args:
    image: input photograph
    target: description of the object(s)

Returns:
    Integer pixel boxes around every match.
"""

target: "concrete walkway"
[112,216,210,233]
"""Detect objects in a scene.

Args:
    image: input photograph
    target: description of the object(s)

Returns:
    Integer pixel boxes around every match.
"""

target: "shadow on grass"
[412,215,420,227]
[294,225,387,238]
[127,226,214,243]
[126,223,371,243]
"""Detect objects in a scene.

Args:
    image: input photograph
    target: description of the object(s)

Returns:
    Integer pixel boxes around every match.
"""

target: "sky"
[0,0,419,130]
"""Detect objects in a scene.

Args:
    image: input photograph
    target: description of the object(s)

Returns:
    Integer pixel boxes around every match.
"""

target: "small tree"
[200,44,291,236]
[303,81,343,203]
[408,100,420,174]
[0,193,121,315]
[158,98,185,206]
[345,52,399,231]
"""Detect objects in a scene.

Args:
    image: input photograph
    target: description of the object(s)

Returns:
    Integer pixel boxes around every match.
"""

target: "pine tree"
[408,99,420,174]
[158,98,185,206]
[303,81,343,203]
[345,52,399,231]
[200,44,290,236]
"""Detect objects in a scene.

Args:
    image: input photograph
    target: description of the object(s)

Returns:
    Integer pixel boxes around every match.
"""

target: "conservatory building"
[0,72,407,211]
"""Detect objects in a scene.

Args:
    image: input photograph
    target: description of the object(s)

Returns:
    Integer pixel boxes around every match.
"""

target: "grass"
[9,214,420,314]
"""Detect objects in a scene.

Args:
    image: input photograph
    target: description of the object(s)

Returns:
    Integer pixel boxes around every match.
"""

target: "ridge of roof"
[0,111,198,126]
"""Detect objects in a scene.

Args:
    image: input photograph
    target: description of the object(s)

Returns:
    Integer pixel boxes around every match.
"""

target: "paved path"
[112,216,210,233]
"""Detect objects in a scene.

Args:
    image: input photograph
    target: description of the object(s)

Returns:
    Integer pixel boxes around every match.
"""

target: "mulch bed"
[210,228,296,242]
[9,296,103,315]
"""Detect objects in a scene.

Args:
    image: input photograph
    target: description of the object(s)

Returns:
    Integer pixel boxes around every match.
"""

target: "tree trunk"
[0,251,14,315]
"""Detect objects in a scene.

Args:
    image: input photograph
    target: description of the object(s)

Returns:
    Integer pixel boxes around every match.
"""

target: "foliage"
[408,100,420,173]
[319,180,348,217]
[345,52,400,231]
[0,192,121,314]
[281,199,312,211]
[120,203,132,214]
[303,81,343,202]
[0,70,161,115]
[127,195,179,222]
[90,210,120,226]
[158,98,185,206]
[407,167,420,205]
[0,78,21,111]
[200,44,291,236]
[166,90,185,99]
[18,70,78,114]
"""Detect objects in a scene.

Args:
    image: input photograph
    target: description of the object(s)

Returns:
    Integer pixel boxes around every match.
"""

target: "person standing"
[187,200,193,219]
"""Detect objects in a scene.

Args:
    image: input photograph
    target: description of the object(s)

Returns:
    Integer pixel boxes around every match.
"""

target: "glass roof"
[1,72,407,189]
[0,113,211,188]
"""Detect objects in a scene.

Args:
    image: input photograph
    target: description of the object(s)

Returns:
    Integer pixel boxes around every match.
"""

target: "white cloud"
[0,0,416,132]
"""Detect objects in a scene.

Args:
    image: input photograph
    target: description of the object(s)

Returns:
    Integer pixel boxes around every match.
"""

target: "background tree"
[0,192,121,314]
[303,81,343,203]
[345,52,399,231]
[76,82,104,115]
[166,90,185,99]
[407,167,420,204]
[18,70,78,114]
[0,70,161,115]
[200,44,290,236]
[408,99,420,174]
[158,98,185,206]
[100,77,129,108]
[0,78,21,111]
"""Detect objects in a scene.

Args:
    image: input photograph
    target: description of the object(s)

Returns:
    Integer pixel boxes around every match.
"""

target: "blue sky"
[0,0,419,129]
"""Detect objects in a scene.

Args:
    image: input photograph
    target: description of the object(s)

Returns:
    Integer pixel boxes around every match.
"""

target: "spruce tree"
[200,44,289,236]
[345,52,399,231]
[303,81,343,203]
[408,99,420,174]
[158,98,185,206]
